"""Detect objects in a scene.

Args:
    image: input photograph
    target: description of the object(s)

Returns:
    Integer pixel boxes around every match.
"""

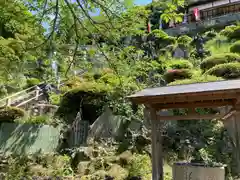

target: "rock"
[117,150,133,166]
[77,161,90,176]
[108,164,129,180]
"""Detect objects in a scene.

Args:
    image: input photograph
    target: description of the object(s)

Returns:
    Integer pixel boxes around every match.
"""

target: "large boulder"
[108,164,129,180]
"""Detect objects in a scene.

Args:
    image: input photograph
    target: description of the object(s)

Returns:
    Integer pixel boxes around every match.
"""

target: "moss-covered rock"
[117,150,133,166]
[205,62,240,79]
[108,164,129,180]
[0,106,25,123]
[200,53,240,71]
[166,59,193,70]
[163,69,192,83]
[230,40,240,54]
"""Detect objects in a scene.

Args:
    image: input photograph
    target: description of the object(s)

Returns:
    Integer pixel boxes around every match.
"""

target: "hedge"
[200,53,240,71]
[0,106,25,123]
[163,69,192,83]
[177,35,192,45]
[230,40,240,54]
[221,25,240,40]
[219,25,236,37]
[168,75,223,86]
[166,60,193,70]
[205,62,240,79]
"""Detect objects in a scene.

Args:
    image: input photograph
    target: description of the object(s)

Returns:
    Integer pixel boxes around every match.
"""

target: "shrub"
[26,78,41,88]
[177,35,192,44]
[0,106,25,123]
[219,25,236,37]
[204,31,217,39]
[205,62,240,79]
[163,69,192,83]
[168,75,223,86]
[166,60,193,70]
[230,40,240,54]
[128,154,151,180]
[228,26,240,39]
[200,53,240,71]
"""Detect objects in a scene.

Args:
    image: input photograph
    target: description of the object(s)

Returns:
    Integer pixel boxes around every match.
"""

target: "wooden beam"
[222,109,237,120]
[153,99,234,110]
[157,114,223,121]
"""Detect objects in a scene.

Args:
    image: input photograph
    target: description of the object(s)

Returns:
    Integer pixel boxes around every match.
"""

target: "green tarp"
[0,123,61,155]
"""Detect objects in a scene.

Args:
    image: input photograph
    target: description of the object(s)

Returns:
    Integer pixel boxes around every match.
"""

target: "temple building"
[163,0,240,35]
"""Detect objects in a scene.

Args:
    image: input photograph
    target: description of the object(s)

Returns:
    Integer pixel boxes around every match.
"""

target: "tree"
[0,0,45,87]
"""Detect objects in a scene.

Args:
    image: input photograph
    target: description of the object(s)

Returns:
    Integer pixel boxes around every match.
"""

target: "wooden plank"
[157,114,223,121]
[153,99,234,110]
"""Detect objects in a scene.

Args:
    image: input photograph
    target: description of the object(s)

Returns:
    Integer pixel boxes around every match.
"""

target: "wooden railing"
[0,85,43,107]
[0,69,88,108]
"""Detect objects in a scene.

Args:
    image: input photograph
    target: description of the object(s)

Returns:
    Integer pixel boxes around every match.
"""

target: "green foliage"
[230,40,240,54]
[205,62,240,79]
[26,78,41,88]
[127,154,151,180]
[148,30,176,48]
[166,59,193,70]
[177,35,192,45]
[225,25,240,40]
[50,93,61,105]
[0,0,44,84]
[0,106,25,123]
[26,115,51,124]
[163,69,193,83]
[200,53,240,71]
[168,75,223,86]
[219,25,236,37]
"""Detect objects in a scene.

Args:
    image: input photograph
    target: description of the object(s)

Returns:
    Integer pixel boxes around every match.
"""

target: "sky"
[135,0,152,5]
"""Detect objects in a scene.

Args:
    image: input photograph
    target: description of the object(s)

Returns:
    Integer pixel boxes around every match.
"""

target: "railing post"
[35,86,40,100]
[6,98,11,106]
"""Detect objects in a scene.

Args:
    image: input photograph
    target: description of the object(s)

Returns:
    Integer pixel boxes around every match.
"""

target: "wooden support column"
[149,107,163,180]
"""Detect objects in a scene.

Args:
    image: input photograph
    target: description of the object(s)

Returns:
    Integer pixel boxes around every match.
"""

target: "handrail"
[0,69,87,106]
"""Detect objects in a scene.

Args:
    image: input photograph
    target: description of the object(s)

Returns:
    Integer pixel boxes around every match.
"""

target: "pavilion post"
[149,107,164,180]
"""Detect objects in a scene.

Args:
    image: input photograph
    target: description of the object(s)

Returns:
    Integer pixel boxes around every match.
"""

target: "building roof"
[128,79,240,105]
[187,0,217,7]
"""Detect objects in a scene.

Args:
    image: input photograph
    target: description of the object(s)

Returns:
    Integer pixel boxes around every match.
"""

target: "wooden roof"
[128,79,240,108]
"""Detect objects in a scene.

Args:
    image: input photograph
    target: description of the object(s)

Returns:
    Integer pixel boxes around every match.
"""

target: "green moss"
[0,106,25,123]
[168,75,223,86]
[166,60,193,70]
[230,40,240,54]
[205,62,240,79]
[163,69,193,83]
[200,53,240,71]
[26,78,41,88]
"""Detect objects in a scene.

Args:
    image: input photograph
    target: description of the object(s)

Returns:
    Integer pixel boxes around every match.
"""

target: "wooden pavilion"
[127,79,240,180]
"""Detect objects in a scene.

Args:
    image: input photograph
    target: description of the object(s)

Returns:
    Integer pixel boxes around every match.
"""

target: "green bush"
[223,25,240,39]
[0,106,25,123]
[166,60,193,70]
[200,53,240,71]
[26,78,41,88]
[168,75,223,86]
[163,69,192,83]
[204,30,217,39]
[219,25,236,37]
[205,62,240,79]
[177,35,192,44]
[127,154,151,180]
[230,40,240,54]
[26,115,51,124]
